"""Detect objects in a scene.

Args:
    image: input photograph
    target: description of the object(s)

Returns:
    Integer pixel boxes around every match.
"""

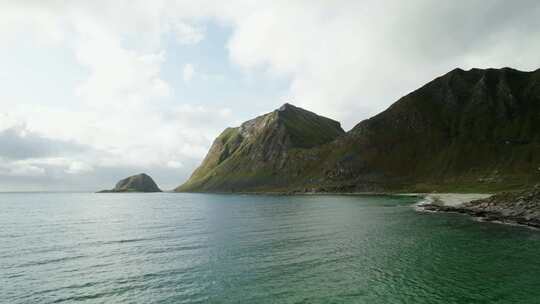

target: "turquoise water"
[1,193,540,303]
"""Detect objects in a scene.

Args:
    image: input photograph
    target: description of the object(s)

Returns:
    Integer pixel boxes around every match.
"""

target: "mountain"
[315,67,540,192]
[175,103,345,192]
[98,173,162,193]
[178,67,540,193]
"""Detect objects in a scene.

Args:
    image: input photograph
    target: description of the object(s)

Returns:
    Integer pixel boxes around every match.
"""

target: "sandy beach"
[422,193,492,206]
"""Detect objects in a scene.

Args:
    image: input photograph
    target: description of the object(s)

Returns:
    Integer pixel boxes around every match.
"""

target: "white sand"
[408,193,492,207]
[399,193,492,208]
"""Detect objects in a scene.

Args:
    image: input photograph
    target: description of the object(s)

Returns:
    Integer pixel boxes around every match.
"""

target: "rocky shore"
[420,186,540,228]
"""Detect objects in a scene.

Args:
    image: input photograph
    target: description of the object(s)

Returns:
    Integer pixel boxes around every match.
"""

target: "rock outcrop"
[98,173,162,193]
[422,186,540,228]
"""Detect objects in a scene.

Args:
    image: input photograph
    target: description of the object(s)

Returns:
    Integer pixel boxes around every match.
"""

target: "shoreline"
[413,193,492,208]
[11,190,540,229]
[417,190,540,229]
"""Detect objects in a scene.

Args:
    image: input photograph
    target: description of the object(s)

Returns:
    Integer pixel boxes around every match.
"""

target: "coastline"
[417,189,540,229]
[161,190,540,230]
[413,193,492,208]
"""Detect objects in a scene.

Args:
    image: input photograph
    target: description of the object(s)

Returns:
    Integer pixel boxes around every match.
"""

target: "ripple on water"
[2,193,540,304]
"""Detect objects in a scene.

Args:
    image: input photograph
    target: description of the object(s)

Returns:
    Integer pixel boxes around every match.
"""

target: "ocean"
[2,193,540,303]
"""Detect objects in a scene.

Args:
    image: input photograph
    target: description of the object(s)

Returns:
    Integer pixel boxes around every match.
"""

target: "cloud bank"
[1,0,539,190]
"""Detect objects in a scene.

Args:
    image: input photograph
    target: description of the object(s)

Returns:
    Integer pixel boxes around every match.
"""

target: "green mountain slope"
[178,67,540,193]
[175,103,345,192]
[310,67,540,192]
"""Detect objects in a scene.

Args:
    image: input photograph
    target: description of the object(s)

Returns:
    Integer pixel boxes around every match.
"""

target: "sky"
[1,0,540,191]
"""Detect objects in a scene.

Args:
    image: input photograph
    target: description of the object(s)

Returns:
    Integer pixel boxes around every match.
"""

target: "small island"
[97,173,162,193]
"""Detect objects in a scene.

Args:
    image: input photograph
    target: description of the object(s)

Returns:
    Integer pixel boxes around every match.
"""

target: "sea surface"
[2,193,540,304]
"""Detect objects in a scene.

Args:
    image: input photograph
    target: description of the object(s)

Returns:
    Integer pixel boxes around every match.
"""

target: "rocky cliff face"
[99,173,162,193]
[178,67,540,193]
[176,103,345,192]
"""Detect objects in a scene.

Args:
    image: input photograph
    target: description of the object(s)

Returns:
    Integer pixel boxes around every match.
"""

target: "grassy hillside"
[178,68,540,193]
[175,103,345,192]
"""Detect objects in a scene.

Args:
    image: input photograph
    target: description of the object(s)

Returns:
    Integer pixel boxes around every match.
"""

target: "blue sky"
[1,1,540,191]
[159,21,290,118]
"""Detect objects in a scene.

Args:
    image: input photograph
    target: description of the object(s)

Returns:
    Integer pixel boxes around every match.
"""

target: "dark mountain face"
[179,67,540,193]
[317,67,540,192]
[99,173,162,193]
[175,103,345,192]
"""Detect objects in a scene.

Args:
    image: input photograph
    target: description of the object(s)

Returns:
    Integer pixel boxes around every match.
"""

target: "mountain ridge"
[178,67,540,193]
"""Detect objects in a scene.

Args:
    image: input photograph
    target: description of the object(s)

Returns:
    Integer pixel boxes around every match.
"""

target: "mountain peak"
[176,103,345,192]
[278,102,296,111]
[274,103,330,123]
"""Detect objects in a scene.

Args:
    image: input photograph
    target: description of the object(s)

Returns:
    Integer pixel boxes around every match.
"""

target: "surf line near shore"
[412,193,492,210]
[411,192,540,230]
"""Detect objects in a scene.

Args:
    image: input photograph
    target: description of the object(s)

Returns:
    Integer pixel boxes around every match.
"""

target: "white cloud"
[174,22,205,45]
[74,34,171,109]
[223,1,540,127]
[0,113,21,132]
[166,160,183,169]
[10,164,46,177]
[0,0,540,190]
[65,161,94,174]
[0,161,46,177]
[183,63,195,83]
